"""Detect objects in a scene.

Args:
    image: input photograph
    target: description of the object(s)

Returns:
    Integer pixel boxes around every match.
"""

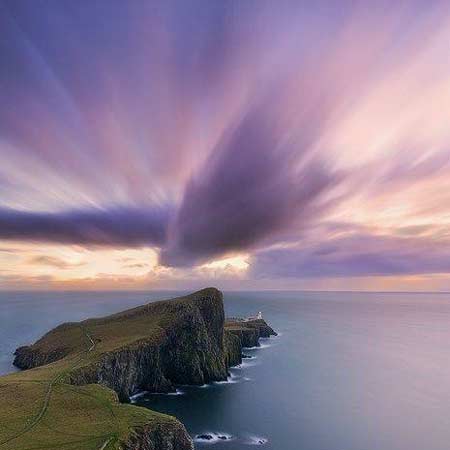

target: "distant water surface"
[1,290,450,450]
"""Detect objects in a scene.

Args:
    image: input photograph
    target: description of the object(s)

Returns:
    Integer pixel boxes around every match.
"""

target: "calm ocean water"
[1,290,450,450]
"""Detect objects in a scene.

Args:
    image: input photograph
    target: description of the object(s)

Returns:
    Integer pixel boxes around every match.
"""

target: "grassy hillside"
[0,330,177,450]
[14,292,208,371]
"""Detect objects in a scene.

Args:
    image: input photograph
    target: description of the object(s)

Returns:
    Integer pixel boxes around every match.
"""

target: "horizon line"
[1,288,450,295]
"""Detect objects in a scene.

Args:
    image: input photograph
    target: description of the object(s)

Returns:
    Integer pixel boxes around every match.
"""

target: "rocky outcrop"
[224,318,277,350]
[14,345,69,369]
[119,421,194,450]
[224,330,242,367]
[14,320,83,369]
[243,319,277,339]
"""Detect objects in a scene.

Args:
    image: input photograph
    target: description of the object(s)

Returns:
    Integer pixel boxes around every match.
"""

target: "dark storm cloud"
[0,206,171,247]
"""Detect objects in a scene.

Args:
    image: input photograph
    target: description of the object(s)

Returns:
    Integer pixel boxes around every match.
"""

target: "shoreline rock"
[224,317,277,366]
[120,421,194,450]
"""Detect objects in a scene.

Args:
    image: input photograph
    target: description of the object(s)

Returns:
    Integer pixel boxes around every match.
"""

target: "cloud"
[0,206,172,247]
[160,97,339,267]
[0,247,15,253]
[250,231,450,279]
[123,262,150,269]
[27,255,83,270]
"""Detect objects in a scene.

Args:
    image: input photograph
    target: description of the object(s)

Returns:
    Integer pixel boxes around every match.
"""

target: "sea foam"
[194,432,234,444]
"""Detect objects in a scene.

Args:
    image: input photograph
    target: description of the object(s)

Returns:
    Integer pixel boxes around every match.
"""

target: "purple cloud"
[160,100,338,267]
[251,232,450,278]
[0,206,171,247]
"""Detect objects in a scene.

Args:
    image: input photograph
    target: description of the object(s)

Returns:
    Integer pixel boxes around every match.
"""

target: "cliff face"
[67,342,172,401]
[244,319,278,339]
[119,421,194,450]
[68,293,229,401]
[224,318,277,350]
[223,331,242,367]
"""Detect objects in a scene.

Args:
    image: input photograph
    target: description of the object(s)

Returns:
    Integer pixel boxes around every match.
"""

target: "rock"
[120,421,194,450]
[196,434,214,441]
[224,317,277,350]
[195,433,231,442]
[242,319,278,338]
[224,330,242,367]
[14,343,70,369]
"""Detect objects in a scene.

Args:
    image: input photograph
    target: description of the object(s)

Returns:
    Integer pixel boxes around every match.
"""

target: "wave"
[214,373,239,384]
[232,360,260,370]
[245,435,268,445]
[130,388,185,402]
[258,341,274,349]
[167,388,185,395]
[194,432,267,446]
[194,432,234,444]
[129,390,148,403]
[148,388,185,396]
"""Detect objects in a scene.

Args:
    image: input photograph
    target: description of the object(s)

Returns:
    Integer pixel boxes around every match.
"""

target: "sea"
[1,290,450,450]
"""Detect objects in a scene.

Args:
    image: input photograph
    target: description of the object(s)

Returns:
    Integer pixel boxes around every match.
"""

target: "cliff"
[119,419,193,450]
[225,318,277,347]
[14,288,228,401]
[3,288,276,450]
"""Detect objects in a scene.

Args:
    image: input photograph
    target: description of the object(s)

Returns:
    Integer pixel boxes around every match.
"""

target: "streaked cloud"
[27,255,84,270]
[0,206,171,246]
[251,230,450,279]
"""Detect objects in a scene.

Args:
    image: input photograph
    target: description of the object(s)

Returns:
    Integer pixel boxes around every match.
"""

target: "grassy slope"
[22,295,193,368]
[0,343,171,450]
[0,290,213,450]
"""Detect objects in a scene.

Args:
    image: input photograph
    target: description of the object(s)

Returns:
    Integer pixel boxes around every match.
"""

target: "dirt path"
[0,328,110,449]
[98,437,113,450]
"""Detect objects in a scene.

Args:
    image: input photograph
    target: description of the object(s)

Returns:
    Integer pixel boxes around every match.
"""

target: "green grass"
[0,378,169,450]
[0,348,164,450]
[0,323,169,450]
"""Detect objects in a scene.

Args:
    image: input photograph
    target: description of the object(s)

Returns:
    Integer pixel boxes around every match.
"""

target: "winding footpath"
[0,328,115,450]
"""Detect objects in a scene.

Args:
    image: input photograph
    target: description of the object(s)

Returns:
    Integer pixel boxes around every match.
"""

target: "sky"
[1,0,450,291]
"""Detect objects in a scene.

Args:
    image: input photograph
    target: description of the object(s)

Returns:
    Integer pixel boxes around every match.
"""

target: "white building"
[246,311,263,321]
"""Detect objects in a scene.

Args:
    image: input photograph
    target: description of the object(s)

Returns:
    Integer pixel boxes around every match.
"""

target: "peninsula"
[0,288,276,450]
